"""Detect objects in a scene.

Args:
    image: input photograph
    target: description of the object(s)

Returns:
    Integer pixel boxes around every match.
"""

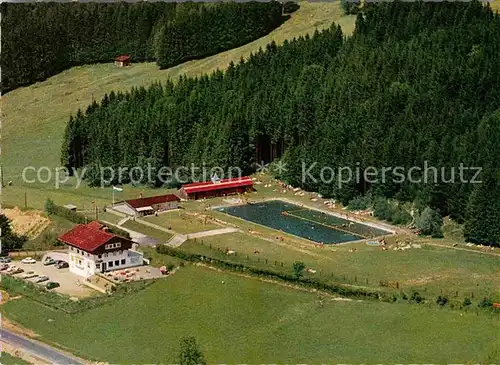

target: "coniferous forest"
[61,1,500,246]
[1,1,288,93]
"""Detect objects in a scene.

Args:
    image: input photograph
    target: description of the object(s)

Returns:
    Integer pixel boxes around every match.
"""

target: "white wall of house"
[68,245,143,278]
[68,249,96,278]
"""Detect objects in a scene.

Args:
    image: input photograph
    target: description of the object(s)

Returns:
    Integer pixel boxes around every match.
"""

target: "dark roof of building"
[125,194,180,209]
[181,176,253,194]
[115,55,130,62]
[58,222,115,253]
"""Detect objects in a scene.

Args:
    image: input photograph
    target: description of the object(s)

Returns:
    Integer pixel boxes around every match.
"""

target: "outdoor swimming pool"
[216,200,392,244]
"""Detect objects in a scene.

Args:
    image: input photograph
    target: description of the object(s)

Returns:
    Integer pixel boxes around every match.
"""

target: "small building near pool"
[113,194,181,217]
[178,176,254,200]
[58,221,143,278]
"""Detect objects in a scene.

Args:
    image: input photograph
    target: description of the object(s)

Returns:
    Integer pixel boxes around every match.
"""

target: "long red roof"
[58,223,115,253]
[126,194,180,209]
[115,55,130,62]
[181,176,253,194]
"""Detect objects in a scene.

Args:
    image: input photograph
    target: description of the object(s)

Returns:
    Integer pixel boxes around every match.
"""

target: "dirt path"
[187,227,240,239]
[421,241,500,257]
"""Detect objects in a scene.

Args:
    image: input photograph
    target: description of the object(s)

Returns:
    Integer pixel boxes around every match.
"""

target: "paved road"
[1,328,85,365]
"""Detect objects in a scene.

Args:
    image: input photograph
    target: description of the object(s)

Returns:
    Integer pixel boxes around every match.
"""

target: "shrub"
[463,298,472,307]
[436,295,449,306]
[410,291,424,303]
[283,1,300,14]
[292,261,305,278]
[347,195,371,211]
[416,207,443,237]
[478,297,493,308]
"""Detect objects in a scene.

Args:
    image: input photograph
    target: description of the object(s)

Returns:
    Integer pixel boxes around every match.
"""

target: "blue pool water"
[216,200,389,244]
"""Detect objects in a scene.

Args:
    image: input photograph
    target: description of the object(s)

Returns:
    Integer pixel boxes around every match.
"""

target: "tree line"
[1,1,290,93]
[61,1,500,246]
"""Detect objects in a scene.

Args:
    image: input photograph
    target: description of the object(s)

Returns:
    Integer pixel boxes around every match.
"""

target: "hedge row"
[45,199,131,239]
[1,275,154,314]
[155,245,381,301]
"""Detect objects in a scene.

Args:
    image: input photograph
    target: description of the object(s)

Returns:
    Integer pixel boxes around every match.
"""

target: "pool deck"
[211,197,397,245]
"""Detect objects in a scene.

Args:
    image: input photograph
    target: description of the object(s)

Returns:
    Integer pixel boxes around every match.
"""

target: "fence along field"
[2,265,498,363]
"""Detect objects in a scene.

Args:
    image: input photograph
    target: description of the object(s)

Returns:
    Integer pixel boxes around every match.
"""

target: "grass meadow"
[2,265,498,364]
[143,210,220,234]
[0,353,32,365]
[182,231,500,301]
[121,220,173,242]
[1,1,355,211]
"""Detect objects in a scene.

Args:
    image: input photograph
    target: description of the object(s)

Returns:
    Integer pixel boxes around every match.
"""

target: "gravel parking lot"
[8,253,94,298]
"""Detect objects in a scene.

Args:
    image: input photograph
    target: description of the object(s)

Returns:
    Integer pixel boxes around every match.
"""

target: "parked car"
[5,265,18,273]
[0,257,12,263]
[46,281,60,290]
[36,275,49,283]
[22,271,38,279]
[21,257,36,264]
[43,258,56,266]
[56,261,69,269]
[10,268,24,275]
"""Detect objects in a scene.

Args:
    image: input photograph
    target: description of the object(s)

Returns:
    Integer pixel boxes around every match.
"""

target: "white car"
[21,257,36,264]
[22,271,38,279]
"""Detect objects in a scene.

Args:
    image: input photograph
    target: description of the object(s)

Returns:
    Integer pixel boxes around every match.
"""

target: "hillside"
[62,1,500,245]
[1,1,355,209]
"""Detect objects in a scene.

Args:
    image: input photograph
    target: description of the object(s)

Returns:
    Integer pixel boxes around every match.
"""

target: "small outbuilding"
[115,55,131,67]
[113,194,181,217]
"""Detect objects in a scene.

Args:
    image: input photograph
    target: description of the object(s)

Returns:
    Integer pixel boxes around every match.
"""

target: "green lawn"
[181,232,500,301]
[122,220,173,242]
[143,210,219,234]
[2,265,498,364]
[2,2,355,211]
[0,353,32,365]
[98,211,124,225]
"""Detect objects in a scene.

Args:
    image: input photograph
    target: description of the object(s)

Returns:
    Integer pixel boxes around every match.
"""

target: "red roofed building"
[58,222,143,277]
[115,55,131,67]
[178,176,253,200]
[112,194,180,217]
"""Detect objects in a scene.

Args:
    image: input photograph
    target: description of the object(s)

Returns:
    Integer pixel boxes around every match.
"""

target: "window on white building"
[115,260,119,266]
[98,254,102,259]
[109,262,113,268]
[121,259,125,265]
